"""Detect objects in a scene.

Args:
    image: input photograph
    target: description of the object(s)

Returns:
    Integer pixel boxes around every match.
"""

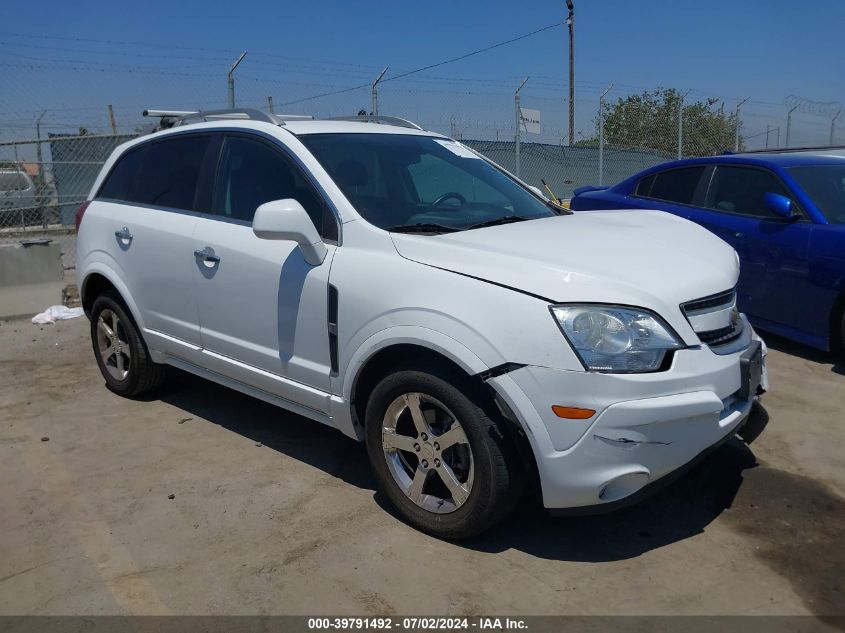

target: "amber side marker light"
[552,405,596,420]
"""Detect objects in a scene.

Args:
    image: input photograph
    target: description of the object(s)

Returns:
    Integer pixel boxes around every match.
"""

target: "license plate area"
[739,340,763,400]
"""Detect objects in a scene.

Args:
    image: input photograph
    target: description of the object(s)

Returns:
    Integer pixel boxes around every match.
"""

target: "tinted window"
[706,166,791,219]
[634,173,656,196]
[301,133,555,231]
[98,145,147,200]
[788,165,845,224]
[646,167,706,204]
[131,135,210,210]
[213,135,326,235]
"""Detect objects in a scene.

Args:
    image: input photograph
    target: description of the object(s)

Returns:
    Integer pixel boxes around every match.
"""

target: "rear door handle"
[194,247,220,263]
[115,227,132,241]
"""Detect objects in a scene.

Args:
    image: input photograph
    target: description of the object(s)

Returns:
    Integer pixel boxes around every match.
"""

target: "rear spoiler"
[572,185,608,196]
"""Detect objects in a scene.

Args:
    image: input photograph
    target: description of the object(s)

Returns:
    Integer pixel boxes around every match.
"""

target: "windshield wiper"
[387,222,460,234]
[466,215,531,230]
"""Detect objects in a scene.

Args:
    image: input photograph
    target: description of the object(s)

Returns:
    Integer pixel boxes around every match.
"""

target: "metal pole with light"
[566,0,575,146]
[734,97,749,152]
[371,67,389,117]
[785,104,798,148]
[227,51,247,108]
[515,76,529,178]
[598,83,612,186]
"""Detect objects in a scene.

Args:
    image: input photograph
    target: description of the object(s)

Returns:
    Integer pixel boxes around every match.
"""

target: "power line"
[279,21,562,106]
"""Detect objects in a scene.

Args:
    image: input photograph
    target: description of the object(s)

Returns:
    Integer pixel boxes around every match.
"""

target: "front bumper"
[487,321,767,510]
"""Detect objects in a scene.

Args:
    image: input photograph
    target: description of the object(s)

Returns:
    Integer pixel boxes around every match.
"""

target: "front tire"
[90,293,165,397]
[365,364,523,539]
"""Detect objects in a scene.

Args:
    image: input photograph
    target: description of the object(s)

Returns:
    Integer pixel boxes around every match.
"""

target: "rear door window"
[705,165,793,219]
[643,166,706,205]
[130,135,211,210]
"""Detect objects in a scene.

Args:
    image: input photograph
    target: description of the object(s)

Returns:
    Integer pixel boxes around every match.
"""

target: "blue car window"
[706,166,792,219]
[638,166,706,205]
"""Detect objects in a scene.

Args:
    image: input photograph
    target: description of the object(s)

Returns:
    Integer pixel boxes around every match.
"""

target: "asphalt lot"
[0,316,843,616]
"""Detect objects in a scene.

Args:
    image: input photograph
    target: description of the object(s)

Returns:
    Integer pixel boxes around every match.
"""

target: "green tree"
[587,88,741,156]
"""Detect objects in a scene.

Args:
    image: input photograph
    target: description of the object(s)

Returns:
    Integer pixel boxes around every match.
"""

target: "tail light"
[75,200,91,232]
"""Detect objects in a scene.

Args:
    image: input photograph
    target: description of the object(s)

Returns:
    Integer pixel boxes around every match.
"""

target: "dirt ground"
[1,316,843,617]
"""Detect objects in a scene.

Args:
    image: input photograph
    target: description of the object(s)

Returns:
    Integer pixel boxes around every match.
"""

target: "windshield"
[788,165,845,224]
[300,133,558,231]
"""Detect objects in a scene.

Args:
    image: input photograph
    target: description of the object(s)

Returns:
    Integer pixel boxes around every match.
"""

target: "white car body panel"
[78,117,766,512]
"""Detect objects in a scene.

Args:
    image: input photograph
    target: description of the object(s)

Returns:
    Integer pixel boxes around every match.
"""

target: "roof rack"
[142,109,423,131]
[142,108,315,130]
[324,115,423,130]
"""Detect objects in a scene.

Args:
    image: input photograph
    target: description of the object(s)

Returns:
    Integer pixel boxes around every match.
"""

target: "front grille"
[681,289,736,314]
[681,288,742,348]
[696,321,743,346]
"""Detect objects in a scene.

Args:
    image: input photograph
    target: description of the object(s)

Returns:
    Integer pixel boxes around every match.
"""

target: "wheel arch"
[80,266,144,332]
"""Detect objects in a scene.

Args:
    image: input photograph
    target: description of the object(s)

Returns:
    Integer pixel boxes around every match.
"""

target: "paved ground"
[1,317,843,616]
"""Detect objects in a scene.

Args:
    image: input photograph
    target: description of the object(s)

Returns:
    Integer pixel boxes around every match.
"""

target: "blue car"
[570,151,845,352]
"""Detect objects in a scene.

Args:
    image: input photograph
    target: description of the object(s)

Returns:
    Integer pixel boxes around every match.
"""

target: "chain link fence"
[2,56,843,272]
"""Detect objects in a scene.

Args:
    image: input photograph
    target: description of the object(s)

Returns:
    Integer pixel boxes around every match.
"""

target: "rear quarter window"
[98,145,147,201]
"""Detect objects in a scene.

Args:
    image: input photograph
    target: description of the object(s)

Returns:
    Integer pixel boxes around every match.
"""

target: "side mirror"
[252,199,328,266]
[763,192,796,220]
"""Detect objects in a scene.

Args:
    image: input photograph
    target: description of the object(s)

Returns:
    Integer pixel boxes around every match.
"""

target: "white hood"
[391,210,739,335]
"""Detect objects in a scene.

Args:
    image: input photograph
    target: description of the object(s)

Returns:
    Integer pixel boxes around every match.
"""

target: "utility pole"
[371,67,388,117]
[514,76,529,178]
[598,83,612,185]
[107,104,117,135]
[227,51,248,108]
[734,97,749,152]
[267,96,275,114]
[765,125,770,149]
[785,104,798,148]
[677,89,690,159]
[566,0,575,146]
[776,126,781,148]
[830,109,842,146]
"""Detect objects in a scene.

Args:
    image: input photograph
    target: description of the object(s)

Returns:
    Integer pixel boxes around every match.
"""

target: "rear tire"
[364,363,523,539]
[90,293,165,397]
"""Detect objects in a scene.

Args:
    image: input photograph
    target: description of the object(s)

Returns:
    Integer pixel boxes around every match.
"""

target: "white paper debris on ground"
[32,305,85,325]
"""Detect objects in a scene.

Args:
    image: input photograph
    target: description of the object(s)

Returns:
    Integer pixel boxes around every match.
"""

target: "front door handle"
[193,247,220,264]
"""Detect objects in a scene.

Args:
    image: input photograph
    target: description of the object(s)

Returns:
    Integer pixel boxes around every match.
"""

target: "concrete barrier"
[0,240,65,319]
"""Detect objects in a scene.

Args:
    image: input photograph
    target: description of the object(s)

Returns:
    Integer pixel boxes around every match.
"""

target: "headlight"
[551,305,683,373]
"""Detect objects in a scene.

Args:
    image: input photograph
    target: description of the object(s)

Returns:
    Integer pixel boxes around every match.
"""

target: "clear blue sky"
[2,0,844,146]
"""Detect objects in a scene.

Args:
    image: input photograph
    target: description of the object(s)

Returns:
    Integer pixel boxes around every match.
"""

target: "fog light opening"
[598,471,650,502]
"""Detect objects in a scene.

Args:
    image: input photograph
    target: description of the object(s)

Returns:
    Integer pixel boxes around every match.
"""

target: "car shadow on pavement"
[154,368,760,563]
[152,368,376,492]
[761,331,845,375]
[459,438,759,561]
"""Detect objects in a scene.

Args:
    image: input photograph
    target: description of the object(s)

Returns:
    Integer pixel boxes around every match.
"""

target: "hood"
[390,210,739,333]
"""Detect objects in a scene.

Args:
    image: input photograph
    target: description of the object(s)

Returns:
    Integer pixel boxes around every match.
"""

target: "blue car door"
[693,164,812,333]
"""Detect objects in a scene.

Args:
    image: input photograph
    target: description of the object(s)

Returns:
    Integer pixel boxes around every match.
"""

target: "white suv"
[77,110,767,538]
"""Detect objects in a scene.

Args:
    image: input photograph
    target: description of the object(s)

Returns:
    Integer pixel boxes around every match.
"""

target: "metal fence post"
[598,83,612,186]
[786,104,798,148]
[267,96,275,114]
[830,110,842,146]
[227,51,247,108]
[514,76,529,178]
[371,67,388,117]
[734,97,748,152]
[677,89,690,159]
